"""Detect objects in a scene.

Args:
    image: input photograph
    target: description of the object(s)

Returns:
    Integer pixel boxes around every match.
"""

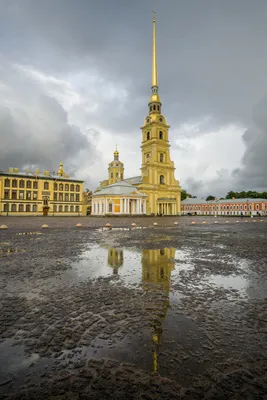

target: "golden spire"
[114,145,119,160]
[152,12,158,87]
[149,12,161,106]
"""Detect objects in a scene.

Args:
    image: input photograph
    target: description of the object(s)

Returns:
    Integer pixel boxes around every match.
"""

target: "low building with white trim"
[181,198,267,216]
[92,181,147,215]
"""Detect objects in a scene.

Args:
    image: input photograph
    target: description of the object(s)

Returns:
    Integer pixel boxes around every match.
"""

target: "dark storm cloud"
[232,96,267,191]
[1,0,267,191]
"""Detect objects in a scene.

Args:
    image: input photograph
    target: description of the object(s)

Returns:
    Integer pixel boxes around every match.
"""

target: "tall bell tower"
[137,15,181,215]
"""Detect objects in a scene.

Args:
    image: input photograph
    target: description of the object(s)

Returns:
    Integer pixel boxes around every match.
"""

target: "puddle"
[0,339,51,390]
[209,274,247,292]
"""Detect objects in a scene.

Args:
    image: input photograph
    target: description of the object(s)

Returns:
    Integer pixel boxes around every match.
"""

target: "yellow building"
[94,16,181,215]
[92,180,147,215]
[0,162,84,216]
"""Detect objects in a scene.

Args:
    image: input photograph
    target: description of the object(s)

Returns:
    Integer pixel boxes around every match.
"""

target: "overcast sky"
[0,0,267,197]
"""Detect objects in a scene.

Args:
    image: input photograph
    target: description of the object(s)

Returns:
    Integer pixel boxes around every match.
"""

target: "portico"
[92,181,147,216]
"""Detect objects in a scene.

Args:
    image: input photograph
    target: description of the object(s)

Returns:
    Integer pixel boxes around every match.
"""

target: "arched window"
[59,183,63,191]
[4,179,10,187]
[160,175,164,184]
[11,204,16,212]
[19,180,24,188]
[26,204,31,212]
[76,185,80,192]
[153,105,156,110]
[159,131,163,139]
[26,180,31,188]
[159,117,163,122]
[157,105,160,111]
[160,153,164,162]
[54,183,58,190]
[65,184,69,191]
[19,204,24,212]
[147,132,150,140]
[12,179,17,188]
[70,184,74,192]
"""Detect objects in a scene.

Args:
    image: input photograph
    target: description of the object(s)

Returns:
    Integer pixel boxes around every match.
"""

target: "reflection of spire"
[107,248,123,275]
[141,248,175,373]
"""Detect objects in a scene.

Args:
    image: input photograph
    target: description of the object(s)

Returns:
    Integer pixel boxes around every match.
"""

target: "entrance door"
[43,207,49,216]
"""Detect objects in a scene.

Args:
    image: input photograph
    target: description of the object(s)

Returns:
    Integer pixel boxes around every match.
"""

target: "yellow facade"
[136,16,181,215]
[93,16,181,215]
[0,163,84,216]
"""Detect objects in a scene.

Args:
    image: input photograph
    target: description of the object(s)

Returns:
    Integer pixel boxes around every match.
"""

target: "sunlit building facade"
[0,163,84,216]
[181,198,267,216]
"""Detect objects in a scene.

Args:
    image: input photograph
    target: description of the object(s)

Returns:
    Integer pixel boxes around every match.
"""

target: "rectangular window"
[4,190,9,199]
[53,205,57,212]
[70,194,74,202]
[19,180,24,188]
[11,204,16,212]
[44,182,49,190]
[4,179,10,187]
[26,204,31,212]
[64,205,68,212]
[59,183,63,191]
[59,193,63,201]
[33,192,38,200]
[70,205,74,212]
[54,193,57,201]
[26,181,31,189]
[76,194,80,202]
[32,205,37,212]
[33,181,38,189]
[26,191,31,200]
[59,205,63,212]
[70,185,74,192]
[19,191,24,200]
[75,205,79,212]
[65,193,69,202]
[12,191,17,200]
[19,204,24,212]
[4,204,8,212]
[54,183,58,190]
[76,185,80,192]
[109,203,112,212]
[12,180,17,188]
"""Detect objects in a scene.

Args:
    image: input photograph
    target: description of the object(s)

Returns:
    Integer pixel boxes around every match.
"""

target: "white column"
[105,198,108,214]
[127,199,130,214]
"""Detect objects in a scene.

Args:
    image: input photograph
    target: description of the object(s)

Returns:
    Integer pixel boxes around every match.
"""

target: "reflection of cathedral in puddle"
[108,248,124,275]
[107,247,175,373]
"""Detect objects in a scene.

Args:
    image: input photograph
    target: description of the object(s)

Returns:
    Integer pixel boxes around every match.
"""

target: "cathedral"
[92,16,181,216]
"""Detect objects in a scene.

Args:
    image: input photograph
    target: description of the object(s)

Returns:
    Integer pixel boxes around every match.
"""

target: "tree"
[181,190,192,201]
[206,195,216,201]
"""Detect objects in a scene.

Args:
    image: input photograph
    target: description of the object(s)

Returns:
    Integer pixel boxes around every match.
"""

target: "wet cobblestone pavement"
[0,216,267,399]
